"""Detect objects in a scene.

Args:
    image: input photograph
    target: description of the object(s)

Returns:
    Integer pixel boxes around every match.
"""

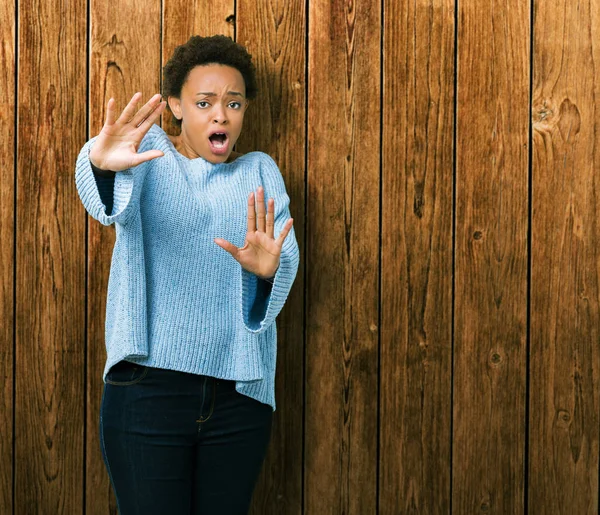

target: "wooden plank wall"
[380,0,454,512]
[530,0,600,513]
[305,0,380,513]
[1,0,599,514]
[454,0,530,512]
[0,0,15,513]
[16,0,87,514]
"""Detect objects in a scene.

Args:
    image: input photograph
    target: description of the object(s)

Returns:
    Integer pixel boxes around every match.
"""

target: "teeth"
[209,132,227,150]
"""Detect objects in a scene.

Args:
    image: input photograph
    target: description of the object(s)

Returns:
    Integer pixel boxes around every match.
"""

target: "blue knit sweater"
[75,124,299,410]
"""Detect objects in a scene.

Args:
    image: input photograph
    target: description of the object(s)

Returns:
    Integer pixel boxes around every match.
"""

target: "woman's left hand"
[214,186,294,280]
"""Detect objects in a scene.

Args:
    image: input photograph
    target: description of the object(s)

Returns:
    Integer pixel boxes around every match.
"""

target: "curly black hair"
[163,35,258,126]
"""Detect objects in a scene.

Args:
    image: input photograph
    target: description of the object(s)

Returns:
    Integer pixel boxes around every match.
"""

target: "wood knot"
[557,98,581,142]
[413,183,424,219]
[533,98,556,132]
[556,409,571,428]
[534,98,554,122]
[488,350,503,367]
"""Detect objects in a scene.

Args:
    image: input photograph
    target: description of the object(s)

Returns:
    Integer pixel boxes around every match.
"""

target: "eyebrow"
[196,91,245,98]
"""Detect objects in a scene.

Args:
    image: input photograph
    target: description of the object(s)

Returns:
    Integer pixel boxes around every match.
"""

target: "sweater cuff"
[241,239,299,334]
[75,138,140,226]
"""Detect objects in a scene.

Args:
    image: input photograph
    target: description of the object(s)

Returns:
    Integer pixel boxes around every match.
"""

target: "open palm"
[214,186,293,280]
[89,92,166,172]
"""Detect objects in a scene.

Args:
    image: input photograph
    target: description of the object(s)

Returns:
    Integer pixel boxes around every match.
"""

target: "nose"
[212,104,228,124]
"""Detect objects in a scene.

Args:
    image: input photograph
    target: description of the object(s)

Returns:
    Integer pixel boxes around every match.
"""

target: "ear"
[243,99,250,112]
[168,96,182,120]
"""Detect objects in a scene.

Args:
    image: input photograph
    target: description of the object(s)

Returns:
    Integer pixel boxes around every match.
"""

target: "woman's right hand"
[89,92,167,172]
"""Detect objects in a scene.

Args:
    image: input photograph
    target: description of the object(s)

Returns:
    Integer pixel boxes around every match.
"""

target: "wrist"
[258,268,278,284]
[90,159,115,177]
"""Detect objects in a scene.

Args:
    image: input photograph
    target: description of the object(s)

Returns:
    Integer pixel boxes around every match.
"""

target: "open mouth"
[209,132,228,149]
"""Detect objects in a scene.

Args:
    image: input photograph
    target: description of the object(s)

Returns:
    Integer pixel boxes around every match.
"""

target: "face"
[168,64,249,164]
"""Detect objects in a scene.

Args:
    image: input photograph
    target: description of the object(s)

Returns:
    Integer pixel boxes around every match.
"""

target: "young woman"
[75,35,299,514]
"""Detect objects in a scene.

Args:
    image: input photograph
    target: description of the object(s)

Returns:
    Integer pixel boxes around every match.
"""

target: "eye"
[228,101,242,109]
[196,101,210,108]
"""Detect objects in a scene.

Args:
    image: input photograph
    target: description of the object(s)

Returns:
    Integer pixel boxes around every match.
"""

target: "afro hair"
[163,35,258,126]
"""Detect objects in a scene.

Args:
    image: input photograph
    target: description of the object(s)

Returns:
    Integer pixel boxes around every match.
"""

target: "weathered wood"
[15,0,86,512]
[7,0,600,512]
[236,0,306,513]
[453,1,529,513]
[379,0,454,512]
[87,2,161,513]
[162,0,234,132]
[529,0,600,512]
[305,0,380,513]
[0,0,15,513]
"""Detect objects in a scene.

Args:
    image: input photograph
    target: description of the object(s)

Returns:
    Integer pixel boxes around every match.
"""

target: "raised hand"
[214,186,294,280]
[89,92,167,172]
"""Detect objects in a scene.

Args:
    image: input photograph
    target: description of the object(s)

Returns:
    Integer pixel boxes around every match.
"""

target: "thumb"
[130,150,164,167]
[214,238,240,259]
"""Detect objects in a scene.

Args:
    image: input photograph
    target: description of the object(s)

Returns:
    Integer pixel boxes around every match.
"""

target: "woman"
[75,35,299,514]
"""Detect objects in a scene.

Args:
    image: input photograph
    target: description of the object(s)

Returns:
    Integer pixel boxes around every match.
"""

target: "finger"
[214,238,240,259]
[116,92,142,125]
[247,192,256,233]
[104,98,116,126]
[137,101,166,133]
[266,198,275,239]
[131,93,163,127]
[275,218,294,247]
[256,186,266,232]
[129,150,164,168]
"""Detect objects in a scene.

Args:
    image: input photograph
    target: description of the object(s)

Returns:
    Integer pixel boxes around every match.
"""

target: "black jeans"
[100,361,273,515]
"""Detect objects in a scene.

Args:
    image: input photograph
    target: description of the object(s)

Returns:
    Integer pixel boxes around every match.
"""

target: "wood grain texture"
[87,2,161,513]
[453,1,529,513]
[0,0,15,513]
[15,0,86,512]
[162,0,234,132]
[236,1,306,513]
[380,0,454,512]
[530,0,600,512]
[305,0,380,513]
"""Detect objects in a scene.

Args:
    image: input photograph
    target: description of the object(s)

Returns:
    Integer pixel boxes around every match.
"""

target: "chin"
[213,153,230,163]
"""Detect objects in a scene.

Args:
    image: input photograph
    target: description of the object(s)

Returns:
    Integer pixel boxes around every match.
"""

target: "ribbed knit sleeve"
[74,128,157,226]
[241,154,300,334]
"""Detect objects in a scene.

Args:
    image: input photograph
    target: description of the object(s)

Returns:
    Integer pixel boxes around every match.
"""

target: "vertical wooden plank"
[305,0,380,513]
[87,2,161,513]
[380,0,454,512]
[236,1,306,513]
[0,0,15,512]
[162,0,234,131]
[530,0,600,512]
[453,0,529,513]
[16,0,86,512]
